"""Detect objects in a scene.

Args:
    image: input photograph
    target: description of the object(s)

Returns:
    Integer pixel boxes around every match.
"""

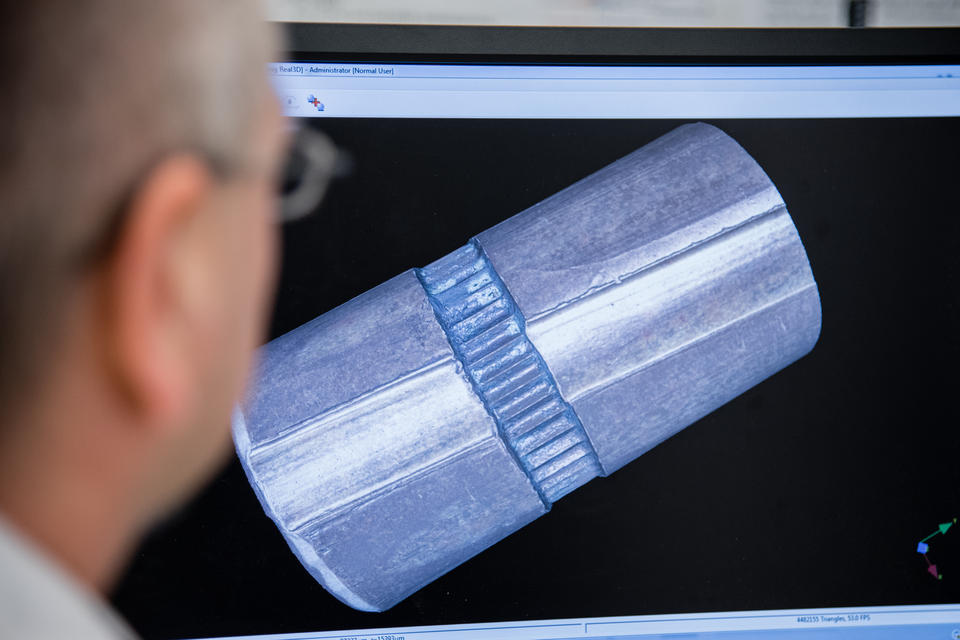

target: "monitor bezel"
[280,23,960,65]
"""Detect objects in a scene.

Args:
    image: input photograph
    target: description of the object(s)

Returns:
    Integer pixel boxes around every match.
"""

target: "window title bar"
[270,62,960,119]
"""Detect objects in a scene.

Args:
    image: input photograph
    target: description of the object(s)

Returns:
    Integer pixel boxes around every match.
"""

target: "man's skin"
[0,93,287,593]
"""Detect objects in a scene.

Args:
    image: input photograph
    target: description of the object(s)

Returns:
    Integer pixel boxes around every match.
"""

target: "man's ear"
[100,154,215,426]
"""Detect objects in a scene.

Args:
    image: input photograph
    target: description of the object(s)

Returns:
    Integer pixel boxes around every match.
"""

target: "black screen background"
[112,117,960,639]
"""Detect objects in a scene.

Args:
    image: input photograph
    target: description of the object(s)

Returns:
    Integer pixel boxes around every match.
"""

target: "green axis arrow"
[920,519,956,543]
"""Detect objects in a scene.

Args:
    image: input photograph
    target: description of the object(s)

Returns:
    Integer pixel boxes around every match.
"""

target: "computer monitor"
[112,24,960,640]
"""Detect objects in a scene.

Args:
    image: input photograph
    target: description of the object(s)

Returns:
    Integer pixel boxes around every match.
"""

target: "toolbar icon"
[307,94,325,112]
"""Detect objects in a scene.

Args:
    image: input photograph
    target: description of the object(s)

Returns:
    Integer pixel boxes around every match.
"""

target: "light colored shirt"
[0,515,138,639]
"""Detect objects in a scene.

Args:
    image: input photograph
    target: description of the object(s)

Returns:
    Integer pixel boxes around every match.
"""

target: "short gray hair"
[0,0,278,414]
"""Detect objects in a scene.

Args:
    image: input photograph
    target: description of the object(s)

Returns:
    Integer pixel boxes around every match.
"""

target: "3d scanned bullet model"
[232,123,822,611]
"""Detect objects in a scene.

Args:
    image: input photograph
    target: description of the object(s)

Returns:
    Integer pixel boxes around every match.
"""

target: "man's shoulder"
[0,516,138,639]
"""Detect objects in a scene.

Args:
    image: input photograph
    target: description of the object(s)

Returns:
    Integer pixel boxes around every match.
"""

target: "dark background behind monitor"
[112,25,960,640]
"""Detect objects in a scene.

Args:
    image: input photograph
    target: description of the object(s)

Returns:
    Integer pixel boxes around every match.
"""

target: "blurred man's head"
[0,0,284,590]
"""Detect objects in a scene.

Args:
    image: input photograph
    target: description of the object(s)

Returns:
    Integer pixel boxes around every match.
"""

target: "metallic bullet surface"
[233,123,822,611]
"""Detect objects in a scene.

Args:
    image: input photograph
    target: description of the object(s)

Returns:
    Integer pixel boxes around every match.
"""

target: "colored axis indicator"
[916,518,956,580]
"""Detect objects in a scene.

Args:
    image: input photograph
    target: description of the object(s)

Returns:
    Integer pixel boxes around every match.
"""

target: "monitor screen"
[112,27,960,640]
